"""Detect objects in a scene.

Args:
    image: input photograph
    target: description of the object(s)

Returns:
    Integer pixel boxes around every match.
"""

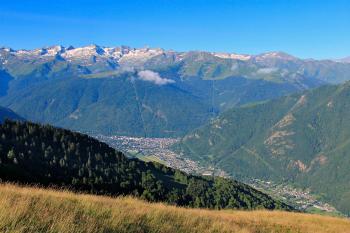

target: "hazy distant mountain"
[0,45,350,136]
[1,45,349,83]
[175,81,350,215]
[0,106,23,123]
[336,56,350,63]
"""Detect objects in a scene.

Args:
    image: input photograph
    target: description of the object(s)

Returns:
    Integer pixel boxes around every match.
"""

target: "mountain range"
[1,45,350,137]
[336,56,350,63]
[175,81,350,215]
[1,44,350,216]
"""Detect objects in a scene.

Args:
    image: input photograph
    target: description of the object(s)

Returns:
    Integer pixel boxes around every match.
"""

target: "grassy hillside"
[0,184,349,233]
[0,120,291,210]
[176,82,350,215]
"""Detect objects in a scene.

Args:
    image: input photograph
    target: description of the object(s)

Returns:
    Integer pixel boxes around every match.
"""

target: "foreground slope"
[0,184,349,233]
[0,120,291,210]
[176,82,350,215]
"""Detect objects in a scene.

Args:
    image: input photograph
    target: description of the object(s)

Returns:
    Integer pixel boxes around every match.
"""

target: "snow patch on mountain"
[42,46,65,56]
[255,52,297,61]
[119,48,164,63]
[212,52,251,61]
[62,45,105,59]
[335,57,350,63]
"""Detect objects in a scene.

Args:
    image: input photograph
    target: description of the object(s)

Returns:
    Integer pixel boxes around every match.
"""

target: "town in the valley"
[94,134,343,216]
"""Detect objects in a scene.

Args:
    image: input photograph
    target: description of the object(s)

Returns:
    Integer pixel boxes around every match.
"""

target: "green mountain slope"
[0,120,292,211]
[0,46,341,137]
[175,82,350,215]
[0,70,13,97]
[0,69,311,137]
[0,75,213,137]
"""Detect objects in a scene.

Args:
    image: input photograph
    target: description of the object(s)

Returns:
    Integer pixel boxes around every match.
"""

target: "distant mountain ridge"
[2,45,347,64]
[0,106,23,122]
[336,56,350,63]
[1,45,350,137]
[2,45,350,84]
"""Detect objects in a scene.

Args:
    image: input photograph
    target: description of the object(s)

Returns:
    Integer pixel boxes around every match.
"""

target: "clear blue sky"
[0,0,349,59]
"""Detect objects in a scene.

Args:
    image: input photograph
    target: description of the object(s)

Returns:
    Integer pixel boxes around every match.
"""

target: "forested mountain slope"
[0,120,291,210]
[176,82,350,215]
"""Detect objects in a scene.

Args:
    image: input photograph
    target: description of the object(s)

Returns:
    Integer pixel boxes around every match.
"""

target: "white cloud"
[137,70,175,85]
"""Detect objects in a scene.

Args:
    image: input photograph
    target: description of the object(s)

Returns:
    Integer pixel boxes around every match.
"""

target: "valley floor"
[94,134,342,215]
[0,184,349,233]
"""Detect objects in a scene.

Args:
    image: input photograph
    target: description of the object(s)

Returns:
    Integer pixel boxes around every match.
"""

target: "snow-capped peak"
[62,44,106,59]
[118,47,164,63]
[43,45,65,56]
[212,52,251,61]
[335,56,350,63]
[255,51,297,61]
[0,47,14,53]
[2,45,306,65]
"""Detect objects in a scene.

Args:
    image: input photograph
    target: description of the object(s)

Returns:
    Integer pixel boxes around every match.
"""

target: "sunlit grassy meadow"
[0,183,349,233]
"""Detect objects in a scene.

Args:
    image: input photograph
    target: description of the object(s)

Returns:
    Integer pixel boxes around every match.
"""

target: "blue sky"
[0,0,349,59]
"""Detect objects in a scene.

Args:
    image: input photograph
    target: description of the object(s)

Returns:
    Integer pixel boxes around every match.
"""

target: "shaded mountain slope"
[176,82,350,215]
[0,75,212,137]
[0,106,23,123]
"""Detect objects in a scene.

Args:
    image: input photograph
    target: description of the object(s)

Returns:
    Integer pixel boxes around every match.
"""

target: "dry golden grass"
[0,183,349,233]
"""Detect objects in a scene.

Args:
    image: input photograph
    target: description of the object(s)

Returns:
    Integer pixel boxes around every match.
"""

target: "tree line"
[0,120,292,211]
